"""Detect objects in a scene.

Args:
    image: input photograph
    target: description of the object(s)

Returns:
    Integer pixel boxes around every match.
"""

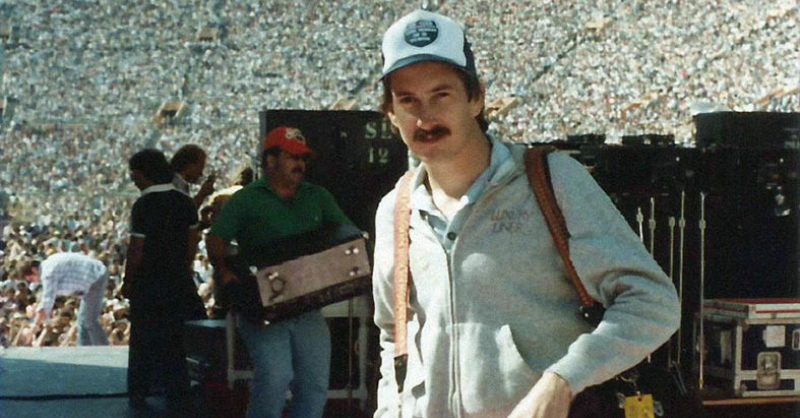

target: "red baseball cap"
[263,126,312,155]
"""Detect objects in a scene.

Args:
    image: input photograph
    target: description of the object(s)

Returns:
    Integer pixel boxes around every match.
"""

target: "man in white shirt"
[34,251,110,346]
[170,144,215,208]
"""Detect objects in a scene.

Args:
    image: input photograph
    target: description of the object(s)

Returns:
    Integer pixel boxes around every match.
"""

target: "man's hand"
[35,309,48,326]
[197,174,216,201]
[508,371,572,418]
[218,269,240,286]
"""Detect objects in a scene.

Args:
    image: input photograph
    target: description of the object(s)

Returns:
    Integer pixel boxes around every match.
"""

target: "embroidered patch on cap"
[404,19,438,47]
[285,128,306,144]
[381,10,476,78]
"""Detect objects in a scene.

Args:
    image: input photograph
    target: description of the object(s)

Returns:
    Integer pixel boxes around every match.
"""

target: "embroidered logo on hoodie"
[490,208,531,234]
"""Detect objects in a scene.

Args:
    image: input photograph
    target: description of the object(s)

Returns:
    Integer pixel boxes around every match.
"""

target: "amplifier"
[256,236,371,323]
[223,225,372,324]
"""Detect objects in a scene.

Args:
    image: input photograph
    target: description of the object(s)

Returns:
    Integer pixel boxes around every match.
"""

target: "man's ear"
[387,109,400,130]
[264,153,277,170]
[130,170,145,185]
[470,83,486,118]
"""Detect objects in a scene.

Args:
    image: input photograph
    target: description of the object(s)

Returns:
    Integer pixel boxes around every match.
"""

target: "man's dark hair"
[19,260,39,277]
[170,144,206,172]
[380,68,489,133]
[233,166,255,187]
[129,149,174,184]
[261,147,282,170]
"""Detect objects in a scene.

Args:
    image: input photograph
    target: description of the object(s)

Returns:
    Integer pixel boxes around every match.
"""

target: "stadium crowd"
[1,0,798,347]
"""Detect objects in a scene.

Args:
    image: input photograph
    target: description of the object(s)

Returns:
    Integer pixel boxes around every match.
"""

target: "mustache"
[414,126,450,141]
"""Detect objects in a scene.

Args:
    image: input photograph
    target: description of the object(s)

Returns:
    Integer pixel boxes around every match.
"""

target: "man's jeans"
[77,274,109,346]
[237,309,331,418]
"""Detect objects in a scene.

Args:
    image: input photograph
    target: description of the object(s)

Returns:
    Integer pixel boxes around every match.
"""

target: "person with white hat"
[371,9,680,418]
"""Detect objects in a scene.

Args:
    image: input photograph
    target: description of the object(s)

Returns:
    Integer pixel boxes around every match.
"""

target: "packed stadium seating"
[1,0,798,346]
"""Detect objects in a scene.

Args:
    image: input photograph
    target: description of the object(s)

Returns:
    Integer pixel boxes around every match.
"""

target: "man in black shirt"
[125,148,206,415]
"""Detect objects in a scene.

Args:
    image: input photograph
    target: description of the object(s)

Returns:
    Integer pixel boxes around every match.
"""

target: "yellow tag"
[623,394,655,418]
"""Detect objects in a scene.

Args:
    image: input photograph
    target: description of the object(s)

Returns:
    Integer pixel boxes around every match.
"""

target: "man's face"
[129,169,146,191]
[184,155,207,184]
[386,61,484,164]
[268,151,308,188]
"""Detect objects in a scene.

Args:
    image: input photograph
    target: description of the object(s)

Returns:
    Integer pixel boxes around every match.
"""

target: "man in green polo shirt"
[206,126,351,418]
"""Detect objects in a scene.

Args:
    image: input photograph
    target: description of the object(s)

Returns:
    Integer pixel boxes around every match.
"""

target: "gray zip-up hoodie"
[372,141,681,418]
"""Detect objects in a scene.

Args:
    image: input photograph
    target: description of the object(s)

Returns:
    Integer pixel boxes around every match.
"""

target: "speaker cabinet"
[557,138,800,370]
[694,112,800,149]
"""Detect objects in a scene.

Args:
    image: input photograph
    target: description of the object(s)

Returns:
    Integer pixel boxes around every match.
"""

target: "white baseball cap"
[381,9,476,79]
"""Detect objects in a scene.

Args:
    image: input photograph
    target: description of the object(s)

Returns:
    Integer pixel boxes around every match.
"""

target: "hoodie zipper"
[447,173,519,417]
[447,246,462,417]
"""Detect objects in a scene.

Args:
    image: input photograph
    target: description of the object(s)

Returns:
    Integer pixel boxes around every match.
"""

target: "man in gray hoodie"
[371,9,681,418]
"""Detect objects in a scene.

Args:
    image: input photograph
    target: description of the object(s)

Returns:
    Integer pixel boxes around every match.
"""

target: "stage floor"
[0,346,175,418]
[0,345,251,418]
[0,346,369,418]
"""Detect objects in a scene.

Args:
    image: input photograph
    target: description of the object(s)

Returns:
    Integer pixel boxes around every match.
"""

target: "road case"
[696,299,800,397]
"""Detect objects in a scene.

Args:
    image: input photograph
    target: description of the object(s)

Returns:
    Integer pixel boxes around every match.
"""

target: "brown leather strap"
[524,146,597,309]
[393,170,415,360]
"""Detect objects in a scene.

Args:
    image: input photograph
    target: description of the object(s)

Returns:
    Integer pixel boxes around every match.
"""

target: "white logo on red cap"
[285,128,307,144]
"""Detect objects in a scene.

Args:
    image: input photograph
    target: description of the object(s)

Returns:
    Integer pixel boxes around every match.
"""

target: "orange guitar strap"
[392,170,415,390]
